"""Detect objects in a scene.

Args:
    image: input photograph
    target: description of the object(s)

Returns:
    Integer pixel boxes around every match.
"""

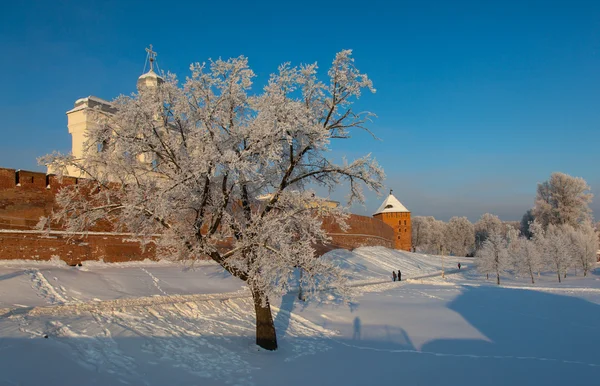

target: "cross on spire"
[390,189,393,195]
[145,44,157,71]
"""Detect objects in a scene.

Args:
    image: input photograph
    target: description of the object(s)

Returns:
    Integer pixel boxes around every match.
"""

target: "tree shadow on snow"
[0,270,26,282]
[2,287,600,386]
[419,285,600,386]
[273,291,298,338]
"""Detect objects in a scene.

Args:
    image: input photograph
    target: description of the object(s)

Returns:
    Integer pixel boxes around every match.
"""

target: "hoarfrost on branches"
[534,222,573,283]
[39,50,383,350]
[512,236,543,284]
[443,216,475,257]
[533,172,593,229]
[567,221,598,277]
[476,231,508,285]
[474,213,504,251]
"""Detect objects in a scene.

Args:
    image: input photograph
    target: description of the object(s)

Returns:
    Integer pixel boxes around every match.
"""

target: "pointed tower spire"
[373,191,409,215]
[137,44,164,91]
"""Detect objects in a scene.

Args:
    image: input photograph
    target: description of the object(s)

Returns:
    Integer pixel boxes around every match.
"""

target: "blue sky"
[1,0,599,222]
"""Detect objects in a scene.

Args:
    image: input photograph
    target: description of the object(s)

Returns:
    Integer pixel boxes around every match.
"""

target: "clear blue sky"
[1,0,599,222]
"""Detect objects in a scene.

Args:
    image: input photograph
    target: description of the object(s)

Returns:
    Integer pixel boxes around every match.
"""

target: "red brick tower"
[373,191,412,251]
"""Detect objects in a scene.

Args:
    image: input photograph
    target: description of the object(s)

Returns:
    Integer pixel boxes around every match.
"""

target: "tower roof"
[137,44,164,90]
[373,192,409,215]
[137,69,164,90]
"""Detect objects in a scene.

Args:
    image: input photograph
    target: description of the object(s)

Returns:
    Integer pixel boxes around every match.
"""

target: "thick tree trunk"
[251,288,278,351]
[557,270,561,283]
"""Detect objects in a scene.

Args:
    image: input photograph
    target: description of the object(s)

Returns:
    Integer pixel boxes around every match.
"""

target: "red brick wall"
[0,168,15,189]
[17,170,47,189]
[0,167,397,263]
[0,169,55,229]
[322,214,395,250]
[0,231,155,265]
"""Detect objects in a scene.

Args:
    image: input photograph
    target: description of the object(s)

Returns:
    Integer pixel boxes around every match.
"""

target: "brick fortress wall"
[0,167,155,264]
[0,167,396,264]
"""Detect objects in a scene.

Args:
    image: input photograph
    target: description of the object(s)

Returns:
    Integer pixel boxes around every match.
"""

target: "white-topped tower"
[373,190,412,251]
[137,44,164,91]
[50,45,164,178]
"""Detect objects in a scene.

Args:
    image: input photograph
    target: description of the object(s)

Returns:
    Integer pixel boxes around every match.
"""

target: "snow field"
[1,247,599,385]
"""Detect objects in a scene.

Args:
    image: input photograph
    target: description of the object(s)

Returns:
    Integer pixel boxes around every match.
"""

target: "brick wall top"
[322,214,395,240]
[17,170,47,189]
[0,167,83,193]
[0,168,15,189]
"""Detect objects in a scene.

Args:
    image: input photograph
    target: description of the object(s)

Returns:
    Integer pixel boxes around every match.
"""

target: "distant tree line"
[411,172,599,284]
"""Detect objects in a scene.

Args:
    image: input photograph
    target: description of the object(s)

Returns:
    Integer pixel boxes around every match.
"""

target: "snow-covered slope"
[324,246,468,283]
[0,248,466,309]
[1,249,599,386]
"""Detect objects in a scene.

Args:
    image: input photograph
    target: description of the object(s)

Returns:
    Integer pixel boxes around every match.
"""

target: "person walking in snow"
[458,263,461,270]
[397,270,402,282]
[392,271,397,282]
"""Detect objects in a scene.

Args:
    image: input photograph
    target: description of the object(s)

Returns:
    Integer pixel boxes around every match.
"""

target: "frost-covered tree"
[505,227,521,259]
[513,237,543,284]
[40,51,383,350]
[411,216,432,252]
[411,216,447,254]
[427,218,447,255]
[476,231,508,285]
[543,223,574,283]
[443,216,475,257]
[504,221,520,232]
[533,172,593,229]
[567,221,598,276]
[474,213,504,251]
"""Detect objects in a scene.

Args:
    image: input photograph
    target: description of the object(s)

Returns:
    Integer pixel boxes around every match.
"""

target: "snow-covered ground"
[1,248,599,385]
